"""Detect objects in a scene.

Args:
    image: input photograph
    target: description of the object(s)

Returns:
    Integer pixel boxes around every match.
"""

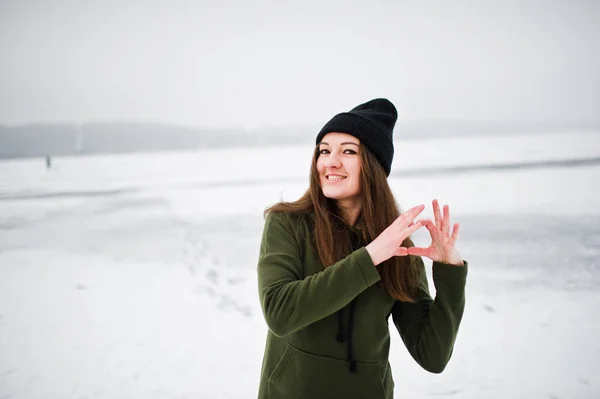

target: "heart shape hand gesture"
[365,199,464,267]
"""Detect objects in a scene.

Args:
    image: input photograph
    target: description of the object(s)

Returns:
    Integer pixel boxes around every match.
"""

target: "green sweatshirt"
[257,211,467,399]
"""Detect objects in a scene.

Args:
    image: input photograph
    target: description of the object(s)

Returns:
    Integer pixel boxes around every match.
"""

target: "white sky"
[1,0,599,128]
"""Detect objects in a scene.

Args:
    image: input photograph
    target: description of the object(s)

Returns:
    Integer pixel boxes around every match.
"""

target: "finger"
[394,247,408,256]
[448,222,460,247]
[407,246,430,257]
[419,219,437,234]
[395,204,425,228]
[402,220,423,237]
[432,199,442,231]
[442,204,450,236]
[404,204,425,221]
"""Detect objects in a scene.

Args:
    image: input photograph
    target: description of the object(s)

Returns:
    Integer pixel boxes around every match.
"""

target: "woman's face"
[316,132,362,209]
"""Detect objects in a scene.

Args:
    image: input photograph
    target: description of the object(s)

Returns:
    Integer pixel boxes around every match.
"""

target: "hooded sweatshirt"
[257,211,467,399]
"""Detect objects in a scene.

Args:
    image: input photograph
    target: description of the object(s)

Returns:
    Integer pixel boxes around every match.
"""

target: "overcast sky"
[1,0,599,128]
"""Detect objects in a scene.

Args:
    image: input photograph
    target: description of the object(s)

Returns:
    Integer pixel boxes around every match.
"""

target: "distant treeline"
[0,122,314,159]
[1,120,598,159]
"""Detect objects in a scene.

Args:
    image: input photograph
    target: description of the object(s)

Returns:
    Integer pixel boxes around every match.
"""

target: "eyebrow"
[319,141,360,147]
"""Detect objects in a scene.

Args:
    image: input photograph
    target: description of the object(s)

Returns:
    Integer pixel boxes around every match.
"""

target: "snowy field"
[1,131,599,398]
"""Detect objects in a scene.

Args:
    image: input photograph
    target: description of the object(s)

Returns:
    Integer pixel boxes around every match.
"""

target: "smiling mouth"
[326,175,347,181]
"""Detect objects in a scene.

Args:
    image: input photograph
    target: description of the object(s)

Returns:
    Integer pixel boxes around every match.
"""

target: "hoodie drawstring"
[347,298,357,373]
[335,228,362,373]
[336,309,345,343]
[336,298,358,373]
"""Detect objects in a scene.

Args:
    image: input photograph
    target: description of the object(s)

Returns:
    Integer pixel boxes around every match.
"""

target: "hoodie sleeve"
[257,212,381,337]
[392,256,467,373]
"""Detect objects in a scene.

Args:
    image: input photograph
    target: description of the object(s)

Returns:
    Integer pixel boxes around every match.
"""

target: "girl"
[257,98,467,398]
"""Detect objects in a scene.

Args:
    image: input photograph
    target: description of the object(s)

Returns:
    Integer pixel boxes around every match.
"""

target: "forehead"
[319,132,360,145]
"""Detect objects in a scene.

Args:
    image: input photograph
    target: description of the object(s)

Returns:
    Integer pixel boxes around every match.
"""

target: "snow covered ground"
[1,131,599,398]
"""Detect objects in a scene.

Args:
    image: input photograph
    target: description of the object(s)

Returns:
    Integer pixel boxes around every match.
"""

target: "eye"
[319,149,330,155]
[343,149,357,155]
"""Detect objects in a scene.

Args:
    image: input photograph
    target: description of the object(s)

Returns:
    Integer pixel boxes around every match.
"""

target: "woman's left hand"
[407,199,464,266]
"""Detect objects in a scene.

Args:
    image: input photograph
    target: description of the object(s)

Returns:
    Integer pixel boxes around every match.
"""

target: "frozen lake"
[1,131,599,398]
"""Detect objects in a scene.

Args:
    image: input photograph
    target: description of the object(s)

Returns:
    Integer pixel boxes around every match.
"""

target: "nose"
[324,152,341,169]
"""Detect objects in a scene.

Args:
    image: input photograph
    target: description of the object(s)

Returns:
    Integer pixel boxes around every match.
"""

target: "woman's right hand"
[365,204,425,266]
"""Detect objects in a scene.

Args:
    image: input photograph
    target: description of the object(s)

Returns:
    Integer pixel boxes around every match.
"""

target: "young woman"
[257,98,467,399]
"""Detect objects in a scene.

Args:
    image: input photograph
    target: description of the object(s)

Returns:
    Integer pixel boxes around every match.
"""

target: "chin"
[321,189,354,201]
[321,186,339,196]
[321,191,336,200]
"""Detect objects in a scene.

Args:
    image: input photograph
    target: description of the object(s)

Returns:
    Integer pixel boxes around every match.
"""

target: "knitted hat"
[316,98,397,176]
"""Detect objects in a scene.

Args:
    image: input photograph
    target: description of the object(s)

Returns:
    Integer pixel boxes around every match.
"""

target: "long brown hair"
[265,143,420,302]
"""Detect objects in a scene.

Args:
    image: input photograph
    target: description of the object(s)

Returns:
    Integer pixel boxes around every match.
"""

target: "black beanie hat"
[315,98,397,176]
